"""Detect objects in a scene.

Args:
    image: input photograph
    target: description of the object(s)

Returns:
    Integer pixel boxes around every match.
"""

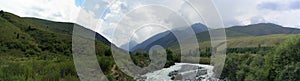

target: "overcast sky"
[0,0,300,47]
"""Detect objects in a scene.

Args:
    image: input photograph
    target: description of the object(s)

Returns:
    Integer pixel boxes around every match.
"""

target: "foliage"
[221,36,300,81]
[0,11,133,81]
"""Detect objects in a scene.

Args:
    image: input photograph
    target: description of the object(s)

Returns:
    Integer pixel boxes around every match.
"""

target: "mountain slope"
[227,23,300,36]
[0,11,112,56]
[132,23,300,53]
[25,17,112,45]
[0,11,135,81]
[130,23,208,52]
[193,23,300,42]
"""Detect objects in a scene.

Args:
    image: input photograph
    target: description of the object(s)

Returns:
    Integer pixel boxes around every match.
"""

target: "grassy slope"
[0,11,133,81]
[199,34,298,48]
[168,23,300,52]
[169,34,298,56]
[228,23,300,36]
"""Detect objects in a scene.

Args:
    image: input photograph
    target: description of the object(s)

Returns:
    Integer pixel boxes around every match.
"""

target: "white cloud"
[214,0,300,27]
[0,0,80,22]
[0,0,108,37]
[102,0,210,48]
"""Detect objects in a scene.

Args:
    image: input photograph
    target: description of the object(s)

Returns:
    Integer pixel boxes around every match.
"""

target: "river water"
[136,63,217,81]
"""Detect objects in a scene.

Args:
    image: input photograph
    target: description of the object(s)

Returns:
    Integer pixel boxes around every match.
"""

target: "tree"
[166,49,173,61]
[268,36,300,80]
[27,26,32,31]
[0,10,3,16]
[104,49,112,56]
[16,33,20,39]
[243,36,300,81]
[165,49,175,67]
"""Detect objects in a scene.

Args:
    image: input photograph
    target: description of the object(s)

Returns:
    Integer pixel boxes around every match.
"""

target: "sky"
[0,0,300,48]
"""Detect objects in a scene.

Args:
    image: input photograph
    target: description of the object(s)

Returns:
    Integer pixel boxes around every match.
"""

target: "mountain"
[194,23,300,42]
[24,17,112,45]
[0,11,113,56]
[132,23,300,53]
[130,23,208,52]
[227,23,300,36]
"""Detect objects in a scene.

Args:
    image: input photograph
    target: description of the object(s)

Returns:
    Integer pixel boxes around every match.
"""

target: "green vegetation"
[221,36,300,81]
[0,11,134,81]
[0,55,78,81]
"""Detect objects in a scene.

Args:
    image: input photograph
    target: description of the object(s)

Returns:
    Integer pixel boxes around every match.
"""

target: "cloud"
[0,0,82,24]
[250,16,267,24]
[214,0,300,27]
[257,0,300,11]
[107,4,173,46]
[289,1,300,10]
[257,2,283,11]
[102,0,223,48]
[0,0,111,36]
[101,0,214,48]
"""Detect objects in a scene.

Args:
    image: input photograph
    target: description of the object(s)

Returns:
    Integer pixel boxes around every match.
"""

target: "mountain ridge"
[130,23,208,52]
[131,23,300,53]
[0,11,114,56]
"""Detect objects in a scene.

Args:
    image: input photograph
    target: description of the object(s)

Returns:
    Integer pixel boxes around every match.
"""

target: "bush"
[0,10,3,16]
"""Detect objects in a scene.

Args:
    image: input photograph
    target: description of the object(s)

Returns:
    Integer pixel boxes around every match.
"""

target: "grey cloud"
[223,19,241,27]
[31,6,44,12]
[250,16,267,24]
[257,1,300,11]
[289,1,300,9]
[53,13,62,18]
[257,2,284,10]
[25,11,41,17]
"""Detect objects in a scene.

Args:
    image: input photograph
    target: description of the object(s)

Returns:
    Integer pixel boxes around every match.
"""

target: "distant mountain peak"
[130,23,208,52]
[191,23,208,33]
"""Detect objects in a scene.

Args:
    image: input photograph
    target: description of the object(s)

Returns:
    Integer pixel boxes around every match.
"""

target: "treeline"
[199,47,272,57]
[221,36,300,81]
[131,49,180,68]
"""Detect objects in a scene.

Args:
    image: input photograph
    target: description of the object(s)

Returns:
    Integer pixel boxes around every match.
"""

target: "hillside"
[171,34,298,50]
[0,11,133,81]
[0,11,113,56]
[227,23,300,36]
[133,23,300,53]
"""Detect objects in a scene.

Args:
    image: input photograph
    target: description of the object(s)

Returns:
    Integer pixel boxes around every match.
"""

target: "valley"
[0,10,299,81]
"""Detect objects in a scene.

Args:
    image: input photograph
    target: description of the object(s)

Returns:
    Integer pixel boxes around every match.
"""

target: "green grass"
[198,34,298,49]
[0,11,134,81]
